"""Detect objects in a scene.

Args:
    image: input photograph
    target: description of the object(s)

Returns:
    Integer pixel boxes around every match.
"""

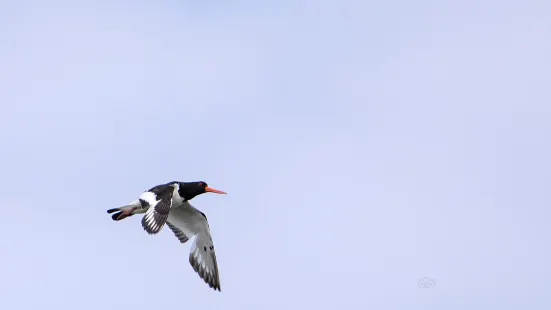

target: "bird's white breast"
[171,183,185,205]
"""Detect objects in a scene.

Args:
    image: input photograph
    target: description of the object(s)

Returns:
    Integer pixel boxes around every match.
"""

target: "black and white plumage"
[166,202,221,290]
[107,181,226,291]
[140,183,180,234]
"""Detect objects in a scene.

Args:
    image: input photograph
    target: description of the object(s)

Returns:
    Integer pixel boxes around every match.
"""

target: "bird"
[106,181,227,291]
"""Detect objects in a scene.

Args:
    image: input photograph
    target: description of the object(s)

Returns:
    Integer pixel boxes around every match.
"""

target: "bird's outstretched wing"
[141,188,173,234]
[166,202,221,291]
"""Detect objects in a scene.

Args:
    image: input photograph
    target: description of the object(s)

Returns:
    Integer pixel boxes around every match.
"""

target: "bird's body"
[107,181,226,291]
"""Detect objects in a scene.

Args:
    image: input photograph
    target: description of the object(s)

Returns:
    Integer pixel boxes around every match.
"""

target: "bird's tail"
[107,206,134,221]
[107,200,143,221]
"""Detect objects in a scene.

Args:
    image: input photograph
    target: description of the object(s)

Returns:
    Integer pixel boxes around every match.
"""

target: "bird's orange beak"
[205,186,227,194]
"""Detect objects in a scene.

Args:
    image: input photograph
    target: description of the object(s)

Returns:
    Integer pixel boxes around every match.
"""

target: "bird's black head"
[177,181,227,201]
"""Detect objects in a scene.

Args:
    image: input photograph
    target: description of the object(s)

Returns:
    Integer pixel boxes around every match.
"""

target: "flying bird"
[107,181,227,291]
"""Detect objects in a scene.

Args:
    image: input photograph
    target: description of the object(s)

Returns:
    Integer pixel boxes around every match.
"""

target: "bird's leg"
[116,207,138,220]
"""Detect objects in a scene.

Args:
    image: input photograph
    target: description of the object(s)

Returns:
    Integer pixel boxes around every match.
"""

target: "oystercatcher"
[106,181,227,291]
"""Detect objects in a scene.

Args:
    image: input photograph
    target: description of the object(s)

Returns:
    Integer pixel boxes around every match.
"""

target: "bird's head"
[178,181,227,201]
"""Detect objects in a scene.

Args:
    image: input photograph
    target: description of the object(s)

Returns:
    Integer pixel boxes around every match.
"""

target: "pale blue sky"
[1,0,550,309]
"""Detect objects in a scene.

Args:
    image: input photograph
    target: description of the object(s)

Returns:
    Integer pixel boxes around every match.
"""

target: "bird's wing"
[141,189,173,234]
[166,202,221,291]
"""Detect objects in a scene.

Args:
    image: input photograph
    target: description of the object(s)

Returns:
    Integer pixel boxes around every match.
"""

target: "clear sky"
[1,0,550,309]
